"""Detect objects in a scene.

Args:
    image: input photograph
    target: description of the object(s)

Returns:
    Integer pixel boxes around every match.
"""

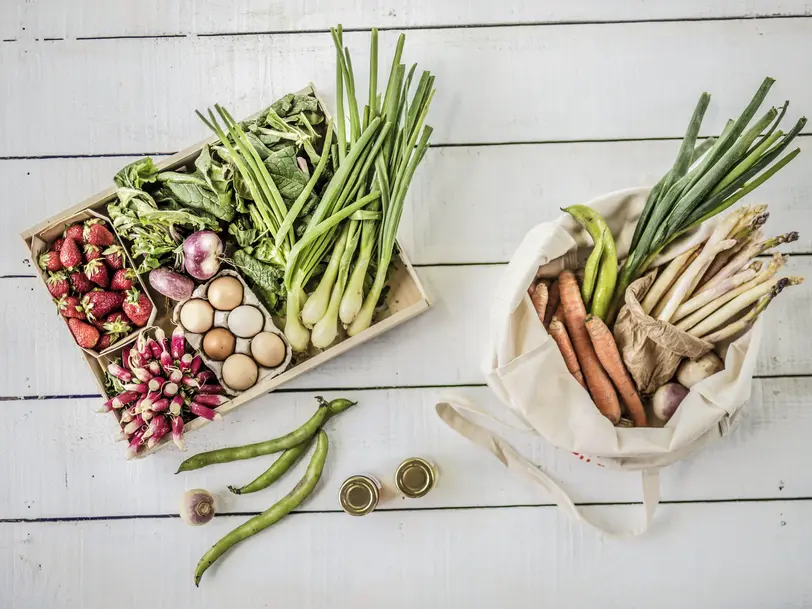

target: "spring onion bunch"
[607,77,805,323]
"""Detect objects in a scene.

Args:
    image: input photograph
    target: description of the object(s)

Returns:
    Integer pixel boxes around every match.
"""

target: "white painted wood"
[1,258,808,397]
[2,501,809,607]
[2,19,812,155]
[0,378,806,519]
[2,1,811,40]
[6,138,812,275]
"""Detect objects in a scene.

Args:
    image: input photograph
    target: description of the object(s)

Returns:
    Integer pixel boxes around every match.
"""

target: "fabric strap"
[436,394,660,537]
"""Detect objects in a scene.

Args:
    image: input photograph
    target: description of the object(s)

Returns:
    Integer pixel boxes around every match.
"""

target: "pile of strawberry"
[39,218,154,351]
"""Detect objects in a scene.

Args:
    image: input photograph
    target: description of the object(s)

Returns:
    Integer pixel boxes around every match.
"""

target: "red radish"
[110,268,135,291]
[69,270,95,294]
[197,384,224,395]
[179,352,193,372]
[60,237,83,269]
[126,428,146,459]
[123,382,148,394]
[181,375,200,389]
[67,318,100,349]
[162,382,179,397]
[183,231,223,280]
[196,370,215,385]
[82,290,124,320]
[192,394,228,407]
[51,237,65,253]
[172,417,185,451]
[112,391,140,409]
[160,350,173,369]
[55,295,85,320]
[147,360,162,376]
[171,326,186,360]
[39,251,63,272]
[147,417,171,449]
[84,258,110,288]
[189,401,222,421]
[107,362,133,383]
[169,395,184,416]
[83,244,102,262]
[64,224,85,244]
[143,413,168,439]
[132,367,154,383]
[123,289,153,327]
[120,407,135,424]
[190,355,202,375]
[151,398,170,412]
[148,376,166,392]
[121,347,132,371]
[147,338,162,359]
[83,219,114,246]
[103,245,126,270]
[123,415,145,435]
[46,272,69,298]
[168,368,183,384]
[100,397,116,413]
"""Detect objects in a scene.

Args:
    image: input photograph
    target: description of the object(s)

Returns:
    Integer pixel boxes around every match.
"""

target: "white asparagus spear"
[699,282,783,344]
[641,245,700,314]
[672,260,761,322]
[698,208,769,288]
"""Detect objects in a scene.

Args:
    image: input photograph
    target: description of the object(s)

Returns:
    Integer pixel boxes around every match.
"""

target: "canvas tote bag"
[436,187,763,535]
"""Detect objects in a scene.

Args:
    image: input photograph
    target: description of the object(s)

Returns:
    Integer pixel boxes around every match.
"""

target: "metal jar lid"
[339,475,380,516]
[395,457,436,498]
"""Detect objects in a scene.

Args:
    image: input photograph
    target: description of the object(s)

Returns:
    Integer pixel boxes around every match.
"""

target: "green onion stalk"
[606,77,805,323]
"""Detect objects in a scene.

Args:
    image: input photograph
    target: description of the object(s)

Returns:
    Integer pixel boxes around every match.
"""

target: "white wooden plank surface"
[2,501,809,608]
[0,378,806,519]
[2,1,811,40]
[2,257,809,398]
[5,138,812,276]
[2,19,812,156]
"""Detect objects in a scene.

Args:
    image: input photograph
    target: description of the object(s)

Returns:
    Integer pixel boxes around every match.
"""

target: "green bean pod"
[227,439,313,495]
[194,430,329,586]
[581,228,605,306]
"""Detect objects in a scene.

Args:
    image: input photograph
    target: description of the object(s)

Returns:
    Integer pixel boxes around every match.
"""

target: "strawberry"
[51,238,65,254]
[68,318,100,349]
[103,311,132,337]
[90,316,108,331]
[55,295,85,320]
[84,258,110,288]
[83,219,114,247]
[38,251,63,272]
[69,270,95,294]
[60,237,83,269]
[82,290,125,321]
[103,245,126,270]
[122,289,153,327]
[46,271,69,298]
[83,244,102,263]
[97,334,114,351]
[110,268,135,291]
[64,223,85,244]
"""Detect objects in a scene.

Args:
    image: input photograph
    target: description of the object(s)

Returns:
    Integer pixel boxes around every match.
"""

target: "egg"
[207,276,244,311]
[180,299,214,334]
[222,354,258,391]
[228,305,265,338]
[202,328,236,361]
[251,332,286,368]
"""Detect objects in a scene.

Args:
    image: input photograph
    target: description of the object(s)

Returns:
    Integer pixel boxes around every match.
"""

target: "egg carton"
[171,269,292,395]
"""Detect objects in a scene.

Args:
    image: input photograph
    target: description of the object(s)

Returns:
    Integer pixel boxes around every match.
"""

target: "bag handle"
[436,395,660,537]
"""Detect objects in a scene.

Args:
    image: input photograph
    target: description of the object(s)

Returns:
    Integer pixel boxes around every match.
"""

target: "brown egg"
[222,354,258,391]
[202,328,236,361]
[207,276,244,311]
[250,332,286,368]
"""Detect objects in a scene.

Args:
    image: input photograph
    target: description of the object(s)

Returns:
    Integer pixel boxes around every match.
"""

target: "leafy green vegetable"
[264,146,309,203]
[233,250,286,314]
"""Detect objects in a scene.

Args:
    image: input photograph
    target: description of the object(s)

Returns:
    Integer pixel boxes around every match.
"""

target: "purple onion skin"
[183,231,223,280]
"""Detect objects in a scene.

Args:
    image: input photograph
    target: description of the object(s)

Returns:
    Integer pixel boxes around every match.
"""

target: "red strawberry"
[64,224,85,244]
[38,251,63,272]
[90,316,108,331]
[83,244,102,262]
[51,238,65,254]
[110,268,135,291]
[84,258,110,288]
[82,290,125,321]
[103,245,126,270]
[97,334,114,350]
[68,318,100,349]
[69,271,95,294]
[83,219,114,247]
[104,311,132,337]
[46,271,69,298]
[55,295,85,320]
[122,289,153,327]
[60,237,83,269]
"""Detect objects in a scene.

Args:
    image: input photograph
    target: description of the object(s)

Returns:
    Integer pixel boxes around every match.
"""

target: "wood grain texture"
[2,501,809,608]
[6,138,812,275]
[2,0,811,39]
[0,379,807,519]
[2,19,812,155]
[2,258,809,398]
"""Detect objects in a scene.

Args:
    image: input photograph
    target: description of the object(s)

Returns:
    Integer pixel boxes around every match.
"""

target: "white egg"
[180,299,214,334]
[227,305,264,338]
[222,354,258,391]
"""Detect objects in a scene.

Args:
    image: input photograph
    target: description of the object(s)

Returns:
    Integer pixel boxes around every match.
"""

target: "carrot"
[558,270,621,423]
[529,282,549,324]
[584,314,647,427]
[548,317,587,389]
[543,279,560,328]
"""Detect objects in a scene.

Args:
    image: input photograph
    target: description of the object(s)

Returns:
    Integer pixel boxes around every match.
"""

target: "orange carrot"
[558,270,621,423]
[585,314,647,427]
[548,318,587,389]
[543,279,560,328]
[529,282,549,323]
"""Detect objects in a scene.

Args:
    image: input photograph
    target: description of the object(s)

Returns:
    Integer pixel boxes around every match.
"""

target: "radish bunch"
[102,327,228,458]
